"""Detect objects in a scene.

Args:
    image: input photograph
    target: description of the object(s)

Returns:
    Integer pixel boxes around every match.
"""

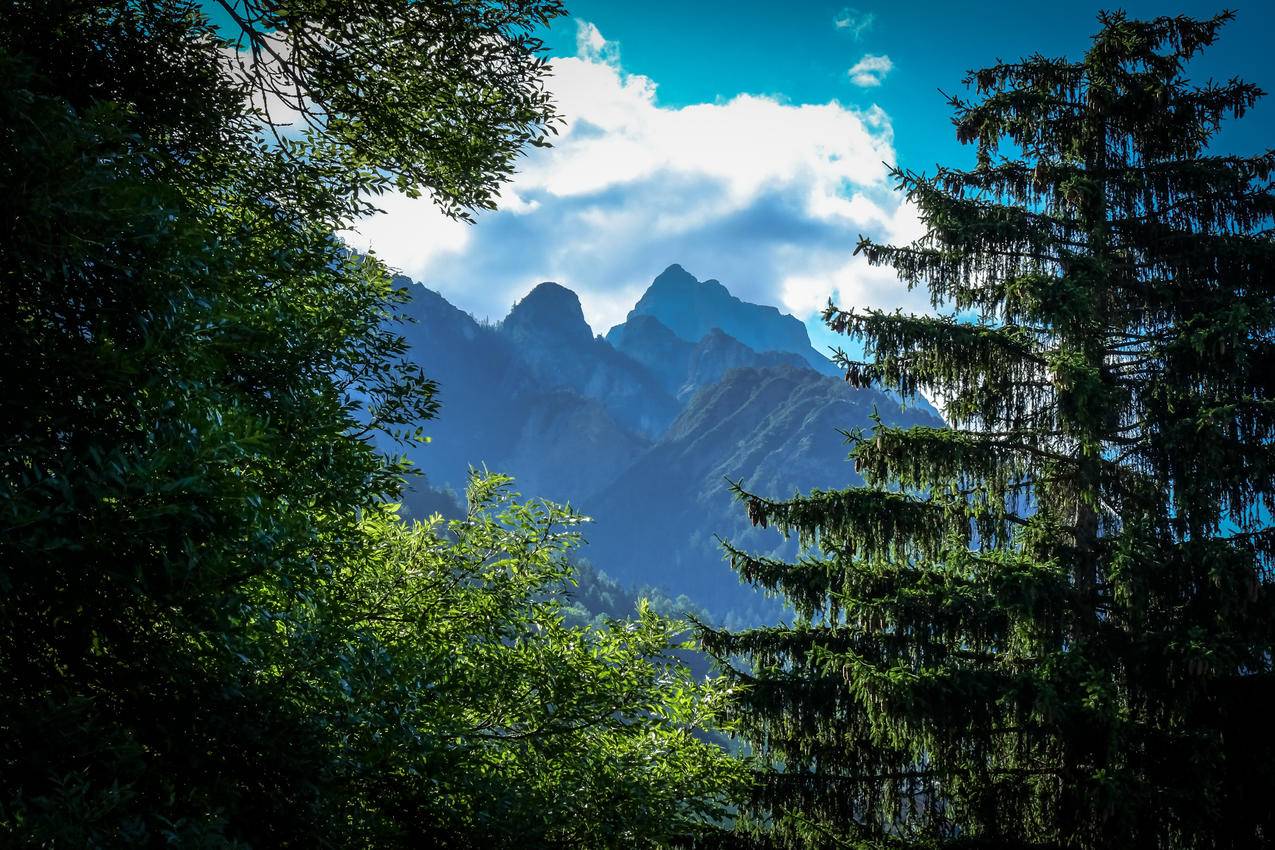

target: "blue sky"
[336,3,1275,358]
[539,2,1274,173]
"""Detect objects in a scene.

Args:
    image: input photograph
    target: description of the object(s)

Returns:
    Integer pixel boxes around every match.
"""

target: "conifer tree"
[703,12,1275,848]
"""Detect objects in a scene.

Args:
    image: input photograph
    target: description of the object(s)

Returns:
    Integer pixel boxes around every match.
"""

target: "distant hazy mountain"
[390,266,942,623]
[606,264,841,377]
[504,282,680,438]
[583,364,938,615]
[392,278,648,504]
[609,314,809,402]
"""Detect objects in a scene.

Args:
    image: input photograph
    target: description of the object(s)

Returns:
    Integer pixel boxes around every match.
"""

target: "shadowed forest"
[3,2,1274,848]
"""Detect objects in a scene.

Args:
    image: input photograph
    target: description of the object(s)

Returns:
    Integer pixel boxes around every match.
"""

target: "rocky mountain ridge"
[606,263,840,377]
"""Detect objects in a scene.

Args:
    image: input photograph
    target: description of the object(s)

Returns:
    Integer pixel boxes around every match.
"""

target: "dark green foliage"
[1,40,424,843]
[211,0,563,221]
[1,0,743,846]
[708,11,1275,849]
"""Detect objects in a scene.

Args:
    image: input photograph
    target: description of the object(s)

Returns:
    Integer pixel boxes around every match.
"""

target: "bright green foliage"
[705,12,1275,849]
[1,0,742,846]
[327,474,744,847]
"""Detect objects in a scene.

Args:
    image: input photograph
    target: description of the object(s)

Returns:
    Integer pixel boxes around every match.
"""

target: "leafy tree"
[2,0,745,843]
[1,42,418,844]
[703,11,1275,849]
[0,0,708,846]
[325,473,744,847]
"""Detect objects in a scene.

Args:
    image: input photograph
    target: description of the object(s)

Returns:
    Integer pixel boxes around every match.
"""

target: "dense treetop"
[707,11,1275,849]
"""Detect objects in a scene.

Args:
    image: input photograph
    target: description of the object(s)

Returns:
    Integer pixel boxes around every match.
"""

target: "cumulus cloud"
[575,20,619,65]
[833,7,875,39]
[344,21,927,336]
[848,54,894,87]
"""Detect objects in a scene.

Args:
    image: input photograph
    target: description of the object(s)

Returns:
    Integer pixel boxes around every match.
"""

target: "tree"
[0,0,590,841]
[325,473,744,848]
[1,41,414,845]
[2,2,745,844]
[703,11,1275,849]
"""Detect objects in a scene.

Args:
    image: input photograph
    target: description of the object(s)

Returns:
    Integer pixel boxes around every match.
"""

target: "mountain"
[582,364,940,616]
[606,264,840,376]
[609,313,810,402]
[605,314,696,397]
[503,282,679,438]
[392,277,649,503]
[682,328,810,398]
[390,266,943,623]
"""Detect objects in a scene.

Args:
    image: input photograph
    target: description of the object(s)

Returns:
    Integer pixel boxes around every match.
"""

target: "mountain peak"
[647,263,732,302]
[504,281,593,344]
[651,263,695,285]
[610,265,839,376]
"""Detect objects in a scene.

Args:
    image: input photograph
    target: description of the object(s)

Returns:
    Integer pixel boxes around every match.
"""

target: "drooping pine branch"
[714,10,1275,848]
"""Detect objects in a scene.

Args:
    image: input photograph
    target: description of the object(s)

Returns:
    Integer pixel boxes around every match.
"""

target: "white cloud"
[833,7,876,39]
[848,54,894,88]
[221,33,310,132]
[575,20,620,65]
[355,190,473,272]
[344,20,923,336]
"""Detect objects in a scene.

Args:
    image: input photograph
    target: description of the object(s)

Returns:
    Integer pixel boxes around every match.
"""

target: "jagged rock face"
[502,282,679,439]
[606,264,840,376]
[605,314,695,397]
[389,279,649,503]
[682,328,809,400]
[609,313,817,402]
[503,281,594,346]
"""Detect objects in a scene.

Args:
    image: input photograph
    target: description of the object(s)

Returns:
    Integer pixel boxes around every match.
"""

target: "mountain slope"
[605,314,696,397]
[391,267,943,623]
[392,278,649,504]
[610,313,813,403]
[581,365,942,615]
[682,328,809,399]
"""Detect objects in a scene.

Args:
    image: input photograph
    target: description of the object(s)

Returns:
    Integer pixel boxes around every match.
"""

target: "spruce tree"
[703,11,1275,849]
